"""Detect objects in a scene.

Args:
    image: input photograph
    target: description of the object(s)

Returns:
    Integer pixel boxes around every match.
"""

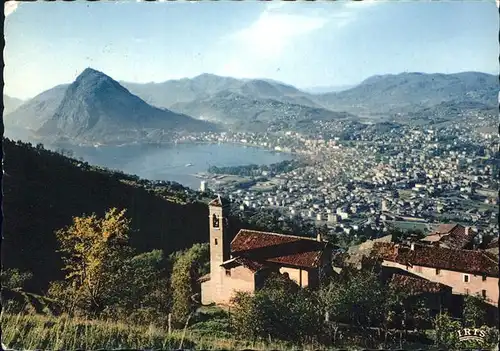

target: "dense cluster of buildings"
[184,115,497,239]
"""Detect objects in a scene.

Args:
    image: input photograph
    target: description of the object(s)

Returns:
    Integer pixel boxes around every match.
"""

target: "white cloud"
[229,11,328,60]
[5,1,19,17]
[214,0,379,78]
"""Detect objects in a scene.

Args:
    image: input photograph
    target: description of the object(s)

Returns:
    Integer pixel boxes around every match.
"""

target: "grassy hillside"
[2,138,216,292]
[1,313,304,350]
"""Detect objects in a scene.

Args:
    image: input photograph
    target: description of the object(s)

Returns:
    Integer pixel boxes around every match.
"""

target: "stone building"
[372,242,499,306]
[200,196,334,306]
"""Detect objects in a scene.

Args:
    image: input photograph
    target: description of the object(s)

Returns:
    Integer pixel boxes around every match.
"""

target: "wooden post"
[167,313,172,335]
[179,313,192,350]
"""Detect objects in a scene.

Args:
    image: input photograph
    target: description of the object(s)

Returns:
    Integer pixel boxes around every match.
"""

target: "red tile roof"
[230,229,329,269]
[487,237,499,249]
[209,195,226,207]
[422,223,476,249]
[390,274,451,295]
[221,257,266,273]
[434,223,459,234]
[373,242,499,277]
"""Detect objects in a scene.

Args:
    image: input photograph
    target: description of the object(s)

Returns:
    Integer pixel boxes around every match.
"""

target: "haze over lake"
[58,143,294,189]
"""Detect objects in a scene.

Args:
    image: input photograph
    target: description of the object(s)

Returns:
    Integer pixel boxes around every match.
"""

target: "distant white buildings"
[200,181,207,192]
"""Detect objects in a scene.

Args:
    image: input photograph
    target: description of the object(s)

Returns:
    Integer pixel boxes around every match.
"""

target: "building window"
[463,274,469,283]
[212,214,220,228]
[435,268,440,275]
[214,238,218,245]
[225,269,231,277]
[482,290,487,299]
[482,274,487,281]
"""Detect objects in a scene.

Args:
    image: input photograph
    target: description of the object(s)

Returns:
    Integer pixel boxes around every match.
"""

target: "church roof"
[209,195,229,208]
[221,257,266,272]
[230,229,330,269]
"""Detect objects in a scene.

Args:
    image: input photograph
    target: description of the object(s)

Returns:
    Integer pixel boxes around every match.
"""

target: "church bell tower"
[208,195,230,276]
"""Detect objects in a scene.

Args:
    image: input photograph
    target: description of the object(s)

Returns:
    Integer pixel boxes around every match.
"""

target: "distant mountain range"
[168,90,354,132]
[4,70,497,144]
[316,72,498,115]
[121,73,319,109]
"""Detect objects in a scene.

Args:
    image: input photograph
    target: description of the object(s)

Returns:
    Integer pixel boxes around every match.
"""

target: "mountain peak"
[70,68,127,98]
[37,68,216,142]
[193,73,224,80]
[76,68,111,81]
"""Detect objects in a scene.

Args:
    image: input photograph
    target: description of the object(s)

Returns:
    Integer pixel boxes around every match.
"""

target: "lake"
[62,143,294,189]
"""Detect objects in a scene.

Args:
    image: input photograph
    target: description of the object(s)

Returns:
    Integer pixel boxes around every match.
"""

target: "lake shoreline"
[52,142,296,190]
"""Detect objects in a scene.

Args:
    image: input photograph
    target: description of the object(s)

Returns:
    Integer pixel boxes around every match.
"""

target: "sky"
[4,0,498,100]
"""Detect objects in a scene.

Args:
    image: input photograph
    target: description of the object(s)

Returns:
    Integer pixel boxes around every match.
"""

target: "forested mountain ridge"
[2,138,212,292]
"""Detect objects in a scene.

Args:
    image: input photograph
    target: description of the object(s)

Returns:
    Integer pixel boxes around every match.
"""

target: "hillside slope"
[3,95,24,116]
[4,85,69,130]
[170,91,354,132]
[2,138,215,292]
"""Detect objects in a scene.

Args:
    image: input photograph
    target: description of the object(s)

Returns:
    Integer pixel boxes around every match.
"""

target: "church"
[200,196,335,306]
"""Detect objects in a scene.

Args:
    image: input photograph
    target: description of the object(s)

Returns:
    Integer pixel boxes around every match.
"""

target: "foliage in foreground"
[231,273,323,344]
[1,268,34,291]
[170,243,209,326]
[47,208,170,323]
[0,313,304,351]
[433,312,499,350]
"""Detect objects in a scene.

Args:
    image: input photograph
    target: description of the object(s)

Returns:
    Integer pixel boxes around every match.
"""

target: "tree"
[433,312,461,350]
[112,249,171,325]
[320,270,386,329]
[50,208,134,317]
[230,273,322,343]
[463,294,487,328]
[170,243,209,325]
[1,268,33,290]
[49,208,171,322]
[230,291,259,339]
